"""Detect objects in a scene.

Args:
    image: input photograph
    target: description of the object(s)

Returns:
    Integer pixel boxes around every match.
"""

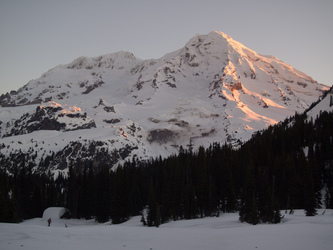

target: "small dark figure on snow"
[48,218,52,227]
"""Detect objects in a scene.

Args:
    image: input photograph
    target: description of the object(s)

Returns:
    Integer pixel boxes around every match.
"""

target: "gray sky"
[1,0,332,95]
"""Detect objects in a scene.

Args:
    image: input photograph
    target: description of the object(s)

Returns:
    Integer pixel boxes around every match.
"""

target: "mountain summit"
[0,31,328,176]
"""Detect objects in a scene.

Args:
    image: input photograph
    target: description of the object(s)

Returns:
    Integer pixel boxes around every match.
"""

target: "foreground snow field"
[1,209,332,250]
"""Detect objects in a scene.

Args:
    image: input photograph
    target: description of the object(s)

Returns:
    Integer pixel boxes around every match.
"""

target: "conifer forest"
[1,110,332,226]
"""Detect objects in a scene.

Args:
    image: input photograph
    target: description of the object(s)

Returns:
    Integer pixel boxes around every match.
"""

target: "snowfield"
[1,209,332,250]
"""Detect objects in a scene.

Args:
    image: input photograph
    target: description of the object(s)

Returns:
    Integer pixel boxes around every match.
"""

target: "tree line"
[1,110,332,225]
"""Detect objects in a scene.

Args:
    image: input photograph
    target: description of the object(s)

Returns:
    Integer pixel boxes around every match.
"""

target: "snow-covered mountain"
[0,31,328,176]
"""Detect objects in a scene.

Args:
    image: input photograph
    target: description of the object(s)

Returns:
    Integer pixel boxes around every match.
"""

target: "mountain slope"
[306,86,333,120]
[0,31,328,176]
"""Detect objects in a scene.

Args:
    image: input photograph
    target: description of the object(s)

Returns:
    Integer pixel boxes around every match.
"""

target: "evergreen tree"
[95,165,112,223]
[154,204,161,227]
[66,166,80,219]
[0,171,15,222]
[240,192,259,225]
[273,198,282,223]
[147,180,157,227]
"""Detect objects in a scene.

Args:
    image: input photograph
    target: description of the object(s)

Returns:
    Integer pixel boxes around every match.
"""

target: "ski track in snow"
[1,209,333,250]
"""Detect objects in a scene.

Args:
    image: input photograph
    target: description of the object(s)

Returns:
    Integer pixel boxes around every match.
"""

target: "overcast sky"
[1,0,332,95]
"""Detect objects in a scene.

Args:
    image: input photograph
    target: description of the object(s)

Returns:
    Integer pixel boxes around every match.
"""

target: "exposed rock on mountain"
[2,101,96,137]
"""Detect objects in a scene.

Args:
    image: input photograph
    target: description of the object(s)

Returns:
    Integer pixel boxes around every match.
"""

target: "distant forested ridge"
[1,109,332,225]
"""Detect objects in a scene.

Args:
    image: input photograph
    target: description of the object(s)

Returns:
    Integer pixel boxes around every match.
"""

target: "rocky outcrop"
[3,102,96,137]
[0,140,138,176]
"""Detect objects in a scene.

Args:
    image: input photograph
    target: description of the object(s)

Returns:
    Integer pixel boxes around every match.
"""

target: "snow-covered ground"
[1,209,332,250]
